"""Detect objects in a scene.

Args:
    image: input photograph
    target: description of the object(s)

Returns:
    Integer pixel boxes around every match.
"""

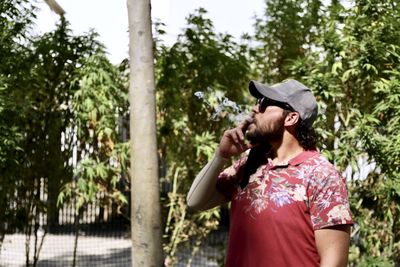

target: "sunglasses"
[256,97,294,113]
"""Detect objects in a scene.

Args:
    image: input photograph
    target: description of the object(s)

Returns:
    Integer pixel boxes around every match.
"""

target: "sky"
[36,0,265,64]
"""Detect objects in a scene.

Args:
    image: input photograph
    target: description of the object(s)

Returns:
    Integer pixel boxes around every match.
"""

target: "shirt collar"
[267,150,319,168]
[288,150,319,166]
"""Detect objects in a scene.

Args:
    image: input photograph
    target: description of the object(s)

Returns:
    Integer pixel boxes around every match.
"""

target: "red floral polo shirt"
[216,150,353,267]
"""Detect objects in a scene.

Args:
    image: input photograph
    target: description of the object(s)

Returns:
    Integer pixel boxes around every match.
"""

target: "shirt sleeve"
[308,162,354,230]
[216,155,248,200]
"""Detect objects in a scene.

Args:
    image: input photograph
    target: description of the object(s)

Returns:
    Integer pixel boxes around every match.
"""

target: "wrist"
[216,148,231,160]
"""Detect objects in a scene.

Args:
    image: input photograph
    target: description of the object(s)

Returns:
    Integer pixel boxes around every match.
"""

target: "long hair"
[296,120,318,150]
[282,109,318,150]
[240,144,270,189]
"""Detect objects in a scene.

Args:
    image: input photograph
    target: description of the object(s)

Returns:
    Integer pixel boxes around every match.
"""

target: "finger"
[237,115,254,130]
[239,141,249,152]
[222,129,237,145]
[224,128,248,152]
[234,142,244,153]
[235,127,245,142]
[247,143,258,149]
[233,130,249,151]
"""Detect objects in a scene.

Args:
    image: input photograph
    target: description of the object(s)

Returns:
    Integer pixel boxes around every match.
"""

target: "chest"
[232,164,313,216]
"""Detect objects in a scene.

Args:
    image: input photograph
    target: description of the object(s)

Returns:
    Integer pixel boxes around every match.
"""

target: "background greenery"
[1,0,399,266]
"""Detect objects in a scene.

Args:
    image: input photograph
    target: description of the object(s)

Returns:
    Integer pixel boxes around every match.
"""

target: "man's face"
[245,102,288,145]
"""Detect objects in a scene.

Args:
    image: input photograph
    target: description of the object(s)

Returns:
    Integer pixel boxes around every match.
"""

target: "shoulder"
[304,152,341,176]
[296,151,345,188]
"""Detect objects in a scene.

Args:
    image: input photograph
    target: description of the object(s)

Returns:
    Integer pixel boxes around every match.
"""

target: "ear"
[284,112,300,127]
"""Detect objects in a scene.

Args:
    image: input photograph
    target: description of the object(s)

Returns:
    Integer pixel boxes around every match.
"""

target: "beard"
[245,116,285,145]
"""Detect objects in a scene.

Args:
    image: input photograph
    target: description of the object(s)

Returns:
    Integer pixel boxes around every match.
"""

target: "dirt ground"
[1,233,131,267]
[0,233,222,267]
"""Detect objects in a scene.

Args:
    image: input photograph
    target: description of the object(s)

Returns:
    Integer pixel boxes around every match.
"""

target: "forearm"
[187,117,252,211]
[186,151,228,211]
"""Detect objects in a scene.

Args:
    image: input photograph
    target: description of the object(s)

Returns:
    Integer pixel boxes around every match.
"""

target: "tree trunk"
[127,0,163,266]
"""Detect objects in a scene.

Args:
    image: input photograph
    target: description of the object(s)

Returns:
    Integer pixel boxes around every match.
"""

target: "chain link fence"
[0,179,228,267]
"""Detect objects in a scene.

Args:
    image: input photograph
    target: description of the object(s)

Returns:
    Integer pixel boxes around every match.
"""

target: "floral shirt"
[216,150,353,267]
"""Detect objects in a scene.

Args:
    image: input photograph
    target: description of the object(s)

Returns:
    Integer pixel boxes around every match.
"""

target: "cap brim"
[249,80,286,102]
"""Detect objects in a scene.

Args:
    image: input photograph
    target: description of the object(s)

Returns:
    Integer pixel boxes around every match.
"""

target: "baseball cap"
[249,79,318,126]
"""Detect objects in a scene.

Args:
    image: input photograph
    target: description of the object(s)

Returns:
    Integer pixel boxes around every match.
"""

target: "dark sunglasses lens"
[257,97,292,112]
[257,98,267,112]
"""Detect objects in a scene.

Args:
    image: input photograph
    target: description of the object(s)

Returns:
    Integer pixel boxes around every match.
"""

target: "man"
[187,79,353,266]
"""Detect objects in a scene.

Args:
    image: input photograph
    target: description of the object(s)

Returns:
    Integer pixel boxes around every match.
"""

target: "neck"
[270,132,304,165]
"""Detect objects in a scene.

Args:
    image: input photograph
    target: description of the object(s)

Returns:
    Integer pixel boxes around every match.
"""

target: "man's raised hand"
[218,116,253,158]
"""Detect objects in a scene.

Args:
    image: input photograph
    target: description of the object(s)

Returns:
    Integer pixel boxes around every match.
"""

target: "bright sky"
[36,0,265,64]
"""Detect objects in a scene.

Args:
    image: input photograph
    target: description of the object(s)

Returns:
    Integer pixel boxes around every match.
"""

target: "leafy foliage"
[251,0,323,82]
[58,53,129,213]
[286,0,400,264]
[154,8,251,265]
[0,0,36,242]
[2,0,400,266]
[0,1,128,265]
[157,2,400,265]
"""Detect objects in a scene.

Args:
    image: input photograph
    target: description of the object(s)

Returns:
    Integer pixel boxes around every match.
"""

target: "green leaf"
[331,61,342,75]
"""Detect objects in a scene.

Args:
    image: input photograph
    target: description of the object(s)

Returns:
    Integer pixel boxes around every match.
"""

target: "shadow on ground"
[37,247,131,267]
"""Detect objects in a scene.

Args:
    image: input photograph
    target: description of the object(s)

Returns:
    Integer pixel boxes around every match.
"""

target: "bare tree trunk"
[127,0,163,266]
